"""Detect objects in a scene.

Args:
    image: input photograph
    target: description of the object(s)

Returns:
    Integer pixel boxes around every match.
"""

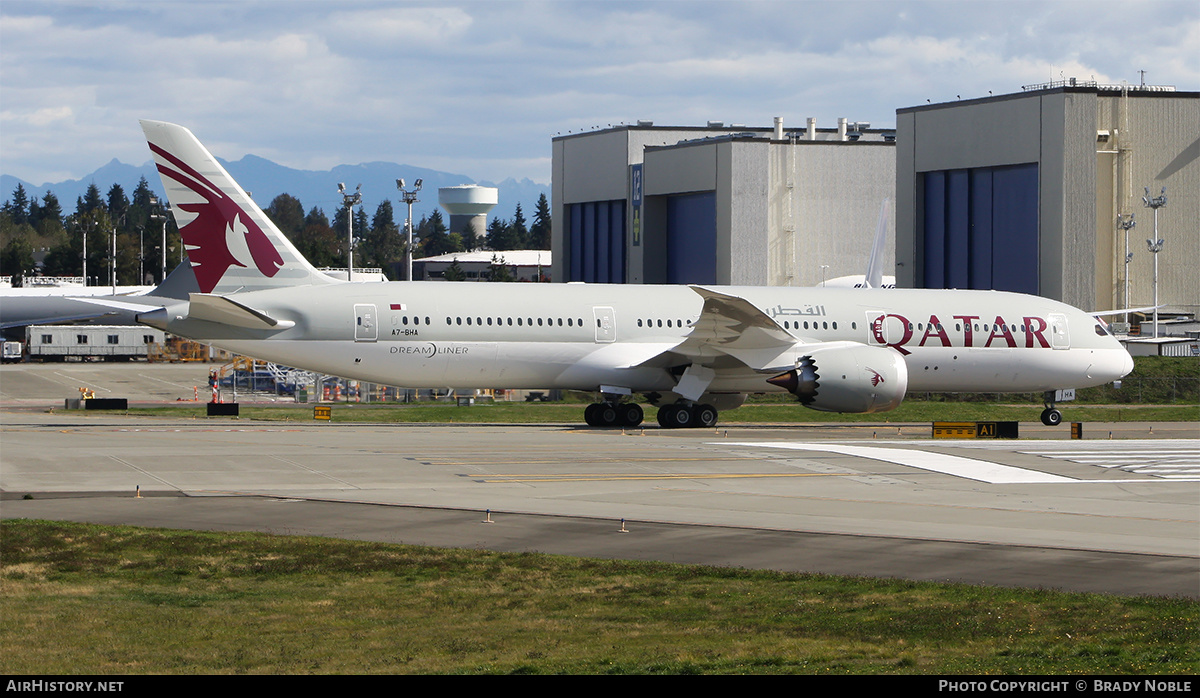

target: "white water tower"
[439,185,498,245]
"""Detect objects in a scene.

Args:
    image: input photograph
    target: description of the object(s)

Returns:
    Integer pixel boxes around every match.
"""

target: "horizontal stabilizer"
[188,293,295,331]
[69,296,167,315]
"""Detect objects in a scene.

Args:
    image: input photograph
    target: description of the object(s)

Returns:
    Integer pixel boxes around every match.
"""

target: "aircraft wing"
[635,286,815,372]
[0,308,119,330]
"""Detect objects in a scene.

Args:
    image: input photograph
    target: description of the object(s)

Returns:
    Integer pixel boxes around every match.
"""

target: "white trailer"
[1,340,22,362]
[25,325,166,361]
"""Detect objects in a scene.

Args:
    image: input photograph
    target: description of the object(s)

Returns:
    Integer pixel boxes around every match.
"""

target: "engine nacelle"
[766,343,908,413]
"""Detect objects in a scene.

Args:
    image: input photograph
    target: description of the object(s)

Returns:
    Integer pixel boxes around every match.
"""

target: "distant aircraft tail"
[863,198,889,289]
[140,120,334,295]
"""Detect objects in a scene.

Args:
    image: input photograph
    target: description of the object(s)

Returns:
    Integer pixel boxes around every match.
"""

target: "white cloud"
[1,0,1196,186]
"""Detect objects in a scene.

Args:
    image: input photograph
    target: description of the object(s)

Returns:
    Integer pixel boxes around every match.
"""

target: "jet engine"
[766,343,908,413]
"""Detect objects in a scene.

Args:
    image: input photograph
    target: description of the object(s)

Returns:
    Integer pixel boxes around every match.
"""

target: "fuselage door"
[594,306,616,343]
[354,304,378,342]
[1049,313,1069,350]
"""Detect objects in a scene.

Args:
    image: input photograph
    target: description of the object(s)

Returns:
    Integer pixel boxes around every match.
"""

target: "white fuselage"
[156,282,1134,396]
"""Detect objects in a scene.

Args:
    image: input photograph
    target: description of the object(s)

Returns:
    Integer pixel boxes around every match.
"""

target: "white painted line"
[722,442,1076,484]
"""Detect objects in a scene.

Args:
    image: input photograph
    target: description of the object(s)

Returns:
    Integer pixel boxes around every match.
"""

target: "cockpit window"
[1094,323,1111,336]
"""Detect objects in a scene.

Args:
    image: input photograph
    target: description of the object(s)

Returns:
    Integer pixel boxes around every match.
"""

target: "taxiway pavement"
[3,410,1196,597]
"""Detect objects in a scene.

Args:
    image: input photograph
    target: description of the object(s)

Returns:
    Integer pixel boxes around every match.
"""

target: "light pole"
[396,178,422,281]
[338,183,362,282]
[1143,186,1166,339]
[820,265,829,287]
[148,195,169,283]
[1117,213,1135,327]
[110,220,117,293]
[137,225,144,284]
[81,218,88,286]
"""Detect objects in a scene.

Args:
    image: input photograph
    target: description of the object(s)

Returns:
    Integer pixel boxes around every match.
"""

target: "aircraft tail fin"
[863,197,889,289]
[140,120,334,295]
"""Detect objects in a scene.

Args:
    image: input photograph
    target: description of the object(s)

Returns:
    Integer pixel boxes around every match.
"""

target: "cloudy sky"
[2,0,1196,187]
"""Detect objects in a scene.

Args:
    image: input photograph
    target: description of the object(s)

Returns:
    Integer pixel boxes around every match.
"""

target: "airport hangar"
[896,80,1199,324]
[551,118,896,288]
[549,83,1197,329]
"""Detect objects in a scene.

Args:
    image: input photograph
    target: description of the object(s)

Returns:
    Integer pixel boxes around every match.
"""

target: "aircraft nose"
[1095,346,1135,382]
[1120,348,1135,378]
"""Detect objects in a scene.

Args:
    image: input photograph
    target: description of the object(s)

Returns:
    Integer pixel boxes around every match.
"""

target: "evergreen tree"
[487,254,515,282]
[530,193,552,250]
[79,183,105,215]
[362,199,402,271]
[265,194,305,243]
[3,184,30,225]
[27,197,42,230]
[511,203,528,249]
[300,207,339,267]
[442,258,466,281]
[486,216,520,251]
[419,210,454,257]
[106,184,129,222]
[458,220,480,252]
[131,177,155,211]
[353,207,369,265]
[37,191,65,237]
[0,236,34,278]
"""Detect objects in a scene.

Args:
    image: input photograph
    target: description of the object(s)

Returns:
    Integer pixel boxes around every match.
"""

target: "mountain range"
[2,156,549,227]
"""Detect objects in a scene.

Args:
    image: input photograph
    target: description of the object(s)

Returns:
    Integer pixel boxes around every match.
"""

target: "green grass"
[2,520,1196,675]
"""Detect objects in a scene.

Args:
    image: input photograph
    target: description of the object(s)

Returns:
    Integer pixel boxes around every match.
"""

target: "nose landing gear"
[1040,390,1064,426]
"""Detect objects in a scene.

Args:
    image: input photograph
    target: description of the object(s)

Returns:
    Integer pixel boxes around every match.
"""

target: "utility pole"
[1143,187,1167,339]
[338,183,362,282]
[397,179,422,281]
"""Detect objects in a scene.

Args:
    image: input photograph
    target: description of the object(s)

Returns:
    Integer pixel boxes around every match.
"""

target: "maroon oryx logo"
[150,143,283,293]
[867,368,885,387]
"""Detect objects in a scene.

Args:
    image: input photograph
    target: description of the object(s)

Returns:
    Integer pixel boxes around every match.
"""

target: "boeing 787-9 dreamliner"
[119,121,1133,428]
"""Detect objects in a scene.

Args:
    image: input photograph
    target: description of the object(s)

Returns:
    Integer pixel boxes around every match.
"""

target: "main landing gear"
[1040,390,1063,427]
[656,402,719,429]
[582,400,720,429]
[584,401,644,427]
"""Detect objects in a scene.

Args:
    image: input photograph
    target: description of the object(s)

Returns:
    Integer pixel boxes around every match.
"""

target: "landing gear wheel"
[597,403,618,426]
[693,404,718,428]
[618,402,644,427]
[586,401,636,427]
[1040,408,1063,427]
[584,403,602,426]
[657,404,692,429]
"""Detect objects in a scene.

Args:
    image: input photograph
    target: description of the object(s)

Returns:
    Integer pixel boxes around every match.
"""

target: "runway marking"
[953,439,1200,481]
[430,456,761,466]
[721,442,1075,484]
[471,472,854,483]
